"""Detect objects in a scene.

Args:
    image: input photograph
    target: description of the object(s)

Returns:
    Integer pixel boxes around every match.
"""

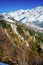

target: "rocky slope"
[0,19,43,65]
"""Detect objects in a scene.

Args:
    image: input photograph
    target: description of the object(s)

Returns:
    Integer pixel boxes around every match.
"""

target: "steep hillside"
[0,20,43,65]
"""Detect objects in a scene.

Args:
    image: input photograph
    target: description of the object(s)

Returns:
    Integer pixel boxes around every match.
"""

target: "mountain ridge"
[0,18,43,65]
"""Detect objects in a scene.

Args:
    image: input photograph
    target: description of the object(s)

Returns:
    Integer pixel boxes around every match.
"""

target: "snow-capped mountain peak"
[0,6,43,31]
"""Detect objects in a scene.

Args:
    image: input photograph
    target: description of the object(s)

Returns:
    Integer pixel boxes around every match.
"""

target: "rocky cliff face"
[0,20,43,65]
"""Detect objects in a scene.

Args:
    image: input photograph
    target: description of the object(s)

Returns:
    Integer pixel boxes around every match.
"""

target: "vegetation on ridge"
[0,20,43,65]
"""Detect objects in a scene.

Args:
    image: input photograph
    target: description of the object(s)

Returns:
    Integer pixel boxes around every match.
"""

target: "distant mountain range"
[0,6,43,31]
